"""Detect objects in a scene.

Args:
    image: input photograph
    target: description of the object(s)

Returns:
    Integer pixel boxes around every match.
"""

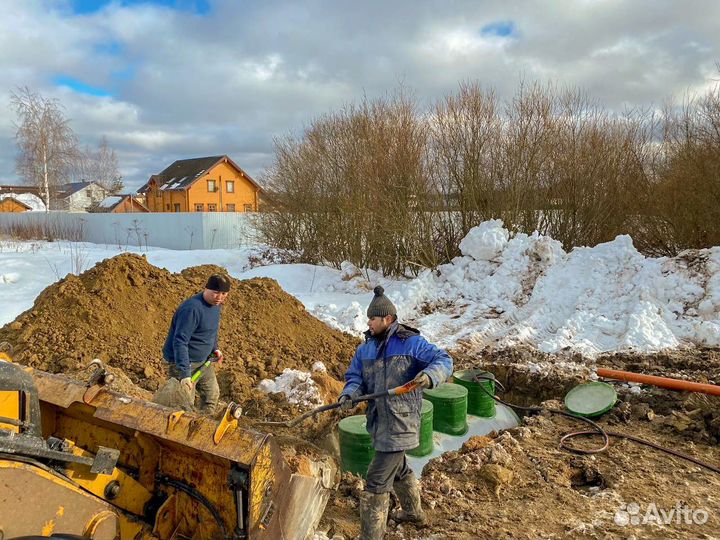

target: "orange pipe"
[596,368,720,396]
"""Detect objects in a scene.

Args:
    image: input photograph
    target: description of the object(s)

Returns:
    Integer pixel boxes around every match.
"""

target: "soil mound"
[0,253,359,407]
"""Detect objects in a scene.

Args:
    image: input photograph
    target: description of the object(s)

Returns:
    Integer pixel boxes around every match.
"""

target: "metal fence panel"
[0,212,259,250]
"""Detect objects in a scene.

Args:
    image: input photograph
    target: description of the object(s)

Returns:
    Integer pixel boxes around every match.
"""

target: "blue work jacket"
[341,322,453,452]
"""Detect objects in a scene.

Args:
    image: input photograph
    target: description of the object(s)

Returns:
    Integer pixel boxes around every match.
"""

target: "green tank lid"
[453,369,496,418]
[423,383,468,435]
[407,399,434,457]
[564,382,617,418]
[338,415,374,477]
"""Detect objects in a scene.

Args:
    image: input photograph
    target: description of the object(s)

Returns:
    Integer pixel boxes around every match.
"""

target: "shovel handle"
[190,360,211,383]
[190,354,221,383]
[388,381,420,396]
[259,381,421,427]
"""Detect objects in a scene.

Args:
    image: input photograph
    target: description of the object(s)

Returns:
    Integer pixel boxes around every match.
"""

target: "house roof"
[58,181,96,198]
[99,195,123,209]
[0,196,32,210]
[94,194,149,213]
[0,191,46,211]
[139,155,262,193]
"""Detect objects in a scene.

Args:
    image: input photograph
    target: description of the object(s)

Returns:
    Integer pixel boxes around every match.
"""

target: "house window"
[174,203,181,212]
[226,203,236,212]
[195,203,204,212]
[207,180,216,192]
[226,181,234,193]
[166,204,170,210]
[208,203,217,212]
[243,204,253,212]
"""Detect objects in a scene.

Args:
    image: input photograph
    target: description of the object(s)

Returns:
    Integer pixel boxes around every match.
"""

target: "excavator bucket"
[0,362,336,540]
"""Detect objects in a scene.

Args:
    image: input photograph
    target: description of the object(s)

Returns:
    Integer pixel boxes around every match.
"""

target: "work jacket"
[341,322,453,452]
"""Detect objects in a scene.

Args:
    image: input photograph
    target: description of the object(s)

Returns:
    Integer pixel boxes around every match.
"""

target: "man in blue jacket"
[339,286,453,540]
[162,273,230,415]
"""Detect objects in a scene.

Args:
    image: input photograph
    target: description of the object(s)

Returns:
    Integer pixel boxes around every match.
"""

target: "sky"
[0,0,718,192]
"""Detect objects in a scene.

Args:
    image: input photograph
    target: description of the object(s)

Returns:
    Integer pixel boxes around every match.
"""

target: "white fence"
[0,212,260,250]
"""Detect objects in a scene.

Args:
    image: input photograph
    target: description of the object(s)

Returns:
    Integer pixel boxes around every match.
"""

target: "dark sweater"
[163,293,221,379]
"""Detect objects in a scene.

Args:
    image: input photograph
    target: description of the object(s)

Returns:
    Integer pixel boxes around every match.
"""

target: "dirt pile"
[0,253,359,410]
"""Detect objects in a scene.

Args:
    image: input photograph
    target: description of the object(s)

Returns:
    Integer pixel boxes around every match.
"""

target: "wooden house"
[139,155,261,213]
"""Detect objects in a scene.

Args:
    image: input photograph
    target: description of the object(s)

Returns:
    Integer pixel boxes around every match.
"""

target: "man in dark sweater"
[162,273,231,414]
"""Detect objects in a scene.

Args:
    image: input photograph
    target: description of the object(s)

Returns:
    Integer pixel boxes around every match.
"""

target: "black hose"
[156,474,229,538]
[473,375,720,475]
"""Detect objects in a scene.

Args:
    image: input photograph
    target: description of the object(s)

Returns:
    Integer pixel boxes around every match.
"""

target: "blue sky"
[0,1,718,191]
[70,0,211,15]
[53,75,113,97]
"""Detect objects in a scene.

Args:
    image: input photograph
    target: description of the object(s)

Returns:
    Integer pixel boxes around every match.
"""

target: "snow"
[0,220,717,362]
[258,363,327,406]
[0,192,46,211]
[99,196,122,208]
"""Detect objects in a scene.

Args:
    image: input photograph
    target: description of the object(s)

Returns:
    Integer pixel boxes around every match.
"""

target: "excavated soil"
[2,253,719,539]
[0,253,359,423]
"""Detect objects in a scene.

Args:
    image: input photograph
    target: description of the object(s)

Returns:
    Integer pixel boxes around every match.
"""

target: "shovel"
[153,356,216,410]
[257,380,420,428]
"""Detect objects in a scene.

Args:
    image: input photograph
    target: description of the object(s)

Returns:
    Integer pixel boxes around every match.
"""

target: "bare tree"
[11,87,80,211]
[81,136,123,193]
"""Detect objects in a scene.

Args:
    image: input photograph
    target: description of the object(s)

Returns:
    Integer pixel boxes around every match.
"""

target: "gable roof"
[0,196,32,210]
[139,155,262,193]
[0,189,46,211]
[94,194,149,213]
[57,181,106,198]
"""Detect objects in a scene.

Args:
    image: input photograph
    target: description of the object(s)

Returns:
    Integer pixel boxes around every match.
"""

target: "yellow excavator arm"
[0,357,335,540]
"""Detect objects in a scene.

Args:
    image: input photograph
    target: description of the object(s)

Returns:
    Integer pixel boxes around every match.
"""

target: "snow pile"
[257,363,328,406]
[311,221,720,358]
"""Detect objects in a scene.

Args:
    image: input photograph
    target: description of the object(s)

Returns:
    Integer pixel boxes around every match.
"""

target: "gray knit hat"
[367,286,397,318]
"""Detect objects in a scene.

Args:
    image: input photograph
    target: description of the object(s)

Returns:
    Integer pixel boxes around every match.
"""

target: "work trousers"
[169,361,220,415]
[366,450,411,494]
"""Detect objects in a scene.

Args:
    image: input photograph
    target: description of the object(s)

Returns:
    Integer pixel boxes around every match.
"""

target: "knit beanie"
[205,273,231,292]
[367,286,397,318]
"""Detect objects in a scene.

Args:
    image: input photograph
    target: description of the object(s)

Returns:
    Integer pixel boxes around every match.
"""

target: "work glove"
[180,377,194,393]
[412,372,432,389]
[213,349,224,367]
[338,394,354,410]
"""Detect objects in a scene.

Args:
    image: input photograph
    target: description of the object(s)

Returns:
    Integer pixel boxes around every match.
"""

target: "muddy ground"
[2,254,719,539]
[320,347,720,540]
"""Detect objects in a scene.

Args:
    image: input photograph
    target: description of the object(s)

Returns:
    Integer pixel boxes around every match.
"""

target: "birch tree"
[11,87,80,211]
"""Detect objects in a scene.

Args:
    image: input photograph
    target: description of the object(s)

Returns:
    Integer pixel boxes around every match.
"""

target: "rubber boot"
[391,472,427,525]
[358,491,389,540]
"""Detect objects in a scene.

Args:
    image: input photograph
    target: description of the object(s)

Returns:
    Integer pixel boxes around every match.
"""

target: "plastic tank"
[422,383,468,435]
[452,369,496,417]
[407,399,434,457]
[338,414,374,477]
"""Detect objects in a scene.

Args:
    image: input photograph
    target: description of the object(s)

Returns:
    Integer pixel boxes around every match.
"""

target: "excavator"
[0,348,336,540]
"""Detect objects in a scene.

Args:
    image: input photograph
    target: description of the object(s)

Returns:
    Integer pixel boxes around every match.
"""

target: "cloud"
[0,0,718,191]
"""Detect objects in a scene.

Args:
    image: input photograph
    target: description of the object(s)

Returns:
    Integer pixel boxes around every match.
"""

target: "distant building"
[52,181,109,212]
[0,185,46,211]
[139,155,262,213]
[91,194,149,213]
[0,196,32,212]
